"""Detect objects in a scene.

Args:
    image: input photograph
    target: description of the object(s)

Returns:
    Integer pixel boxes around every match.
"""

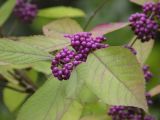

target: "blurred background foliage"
[0,0,160,120]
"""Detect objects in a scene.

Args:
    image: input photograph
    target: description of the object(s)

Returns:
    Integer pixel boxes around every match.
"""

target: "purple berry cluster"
[129,13,158,42]
[65,32,108,61]
[51,32,108,80]
[129,2,160,42]
[143,65,153,82]
[108,93,154,120]
[14,0,38,23]
[143,2,160,19]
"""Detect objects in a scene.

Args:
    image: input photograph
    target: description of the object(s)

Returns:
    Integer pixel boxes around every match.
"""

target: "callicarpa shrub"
[0,0,160,120]
[129,2,160,42]
[51,32,109,80]
[14,0,38,23]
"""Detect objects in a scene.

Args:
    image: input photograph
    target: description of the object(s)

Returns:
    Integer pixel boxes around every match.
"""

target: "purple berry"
[14,0,38,23]
[129,13,158,42]
[143,65,153,82]
[124,45,137,55]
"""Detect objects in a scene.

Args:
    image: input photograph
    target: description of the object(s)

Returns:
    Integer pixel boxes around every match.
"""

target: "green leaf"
[130,37,154,65]
[0,66,18,84]
[90,23,129,36]
[130,0,155,5]
[61,101,83,120]
[38,6,85,19]
[43,18,83,39]
[3,88,27,112]
[0,0,16,26]
[17,68,85,120]
[19,35,70,52]
[80,47,148,111]
[32,61,51,75]
[0,39,51,65]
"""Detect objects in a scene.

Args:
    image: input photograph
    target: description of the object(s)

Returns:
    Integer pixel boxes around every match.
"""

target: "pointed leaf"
[43,18,83,39]
[17,68,85,120]
[80,47,147,111]
[90,23,129,36]
[130,37,154,65]
[0,0,16,26]
[19,35,70,52]
[0,39,51,65]
[38,6,85,18]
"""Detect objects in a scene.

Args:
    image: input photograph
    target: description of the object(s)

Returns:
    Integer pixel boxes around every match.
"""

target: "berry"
[124,45,137,55]
[65,32,109,62]
[51,48,77,80]
[142,2,156,16]
[108,94,153,120]
[14,0,38,23]
[52,32,108,80]
[143,65,153,82]
[129,13,158,42]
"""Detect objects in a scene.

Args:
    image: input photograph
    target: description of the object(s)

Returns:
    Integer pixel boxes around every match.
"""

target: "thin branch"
[10,70,37,94]
[0,84,26,93]
[83,0,108,30]
[130,37,138,47]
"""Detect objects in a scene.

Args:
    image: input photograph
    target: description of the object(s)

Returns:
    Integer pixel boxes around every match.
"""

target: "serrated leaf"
[0,0,16,26]
[130,37,154,65]
[79,47,147,111]
[43,18,83,39]
[130,0,155,5]
[0,39,51,65]
[19,35,70,52]
[90,23,129,36]
[61,101,83,120]
[17,68,85,120]
[3,88,27,112]
[38,6,85,19]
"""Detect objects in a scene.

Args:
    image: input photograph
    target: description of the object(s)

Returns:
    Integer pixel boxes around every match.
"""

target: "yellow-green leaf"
[3,88,27,112]
[80,47,148,111]
[130,37,154,65]
[17,67,85,120]
[38,6,85,18]
[0,39,51,65]
[43,18,83,39]
[19,35,70,52]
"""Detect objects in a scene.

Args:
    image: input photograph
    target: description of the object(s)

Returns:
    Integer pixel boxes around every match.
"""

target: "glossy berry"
[124,45,137,55]
[14,0,38,23]
[108,94,154,120]
[143,65,153,82]
[51,48,78,80]
[142,2,156,16]
[51,32,108,80]
[129,13,158,42]
[65,32,109,62]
